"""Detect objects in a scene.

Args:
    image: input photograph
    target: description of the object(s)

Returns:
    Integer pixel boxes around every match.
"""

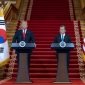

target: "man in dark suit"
[12,21,35,67]
[54,25,71,71]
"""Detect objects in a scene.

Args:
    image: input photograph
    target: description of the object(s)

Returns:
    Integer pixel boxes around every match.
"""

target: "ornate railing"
[68,0,75,20]
[74,21,85,82]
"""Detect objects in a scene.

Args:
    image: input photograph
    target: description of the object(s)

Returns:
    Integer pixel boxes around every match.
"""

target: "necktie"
[23,29,26,40]
[61,34,64,41]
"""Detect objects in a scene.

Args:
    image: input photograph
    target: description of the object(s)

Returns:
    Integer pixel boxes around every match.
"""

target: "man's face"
[60,26,66,34]
[20,21,28,29]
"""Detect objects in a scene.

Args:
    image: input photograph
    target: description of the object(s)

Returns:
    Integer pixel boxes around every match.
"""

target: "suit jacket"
[12,29,35,43]
[54,33,71,43]
[54,33,72,53]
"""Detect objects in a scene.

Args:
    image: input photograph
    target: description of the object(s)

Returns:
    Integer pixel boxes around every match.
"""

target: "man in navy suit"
[12,21,35,66]
[54,25,71,44]
[54,25,71,70]
[12,21,35,43]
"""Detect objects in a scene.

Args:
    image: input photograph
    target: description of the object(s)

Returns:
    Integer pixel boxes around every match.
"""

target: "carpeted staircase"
[5,0,83,83]
[8,20,81,79]
[31,0,70,20]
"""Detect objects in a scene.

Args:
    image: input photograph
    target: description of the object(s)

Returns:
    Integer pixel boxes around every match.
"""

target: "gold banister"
[3,2,18,21]
[3,2,11,16]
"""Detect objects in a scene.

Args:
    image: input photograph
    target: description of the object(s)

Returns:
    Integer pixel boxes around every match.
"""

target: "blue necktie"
[61,34,64,41]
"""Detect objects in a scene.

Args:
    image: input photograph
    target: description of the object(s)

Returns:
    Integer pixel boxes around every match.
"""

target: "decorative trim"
[73,21,85,82]
[0,51,16,84]
[68,0,75,20]
[6,54,16,79]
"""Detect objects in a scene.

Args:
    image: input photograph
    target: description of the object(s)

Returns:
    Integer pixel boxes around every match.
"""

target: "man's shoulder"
[15,29,22,34]
[65,34,70,38]
[65,34,70,37]
[27,29,33,33]
[27,29,30,32]
[57,33,61,37]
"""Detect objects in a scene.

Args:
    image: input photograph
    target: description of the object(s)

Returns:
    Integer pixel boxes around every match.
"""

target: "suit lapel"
[21,30,23,39]
[64,34,66,41]
[59,34,62,41]
[59,34,66,41]
[19,30,22,37]
[25,30,28,39]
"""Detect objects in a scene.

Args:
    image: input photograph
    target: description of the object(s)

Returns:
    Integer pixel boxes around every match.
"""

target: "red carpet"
[31,0,70,20]
[0,79,84,85]
[4,0,84,84]
[6,20,81,79]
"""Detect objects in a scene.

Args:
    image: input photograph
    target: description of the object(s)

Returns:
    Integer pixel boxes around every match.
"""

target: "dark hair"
[60,25,66,28]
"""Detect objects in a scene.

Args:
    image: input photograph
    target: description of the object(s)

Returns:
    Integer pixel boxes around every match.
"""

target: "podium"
[51,43,74,83]
[11,43,36,83]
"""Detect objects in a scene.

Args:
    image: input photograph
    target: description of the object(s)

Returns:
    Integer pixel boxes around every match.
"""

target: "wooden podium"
[51,43,74,83]
[11,43,36,83]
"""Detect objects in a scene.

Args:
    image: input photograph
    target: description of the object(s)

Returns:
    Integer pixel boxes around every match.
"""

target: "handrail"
[3,2,11,16]
[3,2,18,20]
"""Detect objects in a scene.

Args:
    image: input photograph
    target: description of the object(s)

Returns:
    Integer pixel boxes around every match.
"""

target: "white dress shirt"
[23,29,27,34]
[61,33,65,40]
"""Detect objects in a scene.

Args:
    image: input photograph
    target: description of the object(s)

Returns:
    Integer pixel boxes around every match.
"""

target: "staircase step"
[12,73,80,78]
[13,64,79,68]
[8,68,79,73]
[6,20,82,79]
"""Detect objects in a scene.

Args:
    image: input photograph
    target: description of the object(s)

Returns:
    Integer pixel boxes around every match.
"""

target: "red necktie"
[23,29,26,40]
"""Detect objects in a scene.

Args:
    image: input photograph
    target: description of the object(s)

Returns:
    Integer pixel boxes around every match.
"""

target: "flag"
[0,7,9,67]
[82,38,85,61]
